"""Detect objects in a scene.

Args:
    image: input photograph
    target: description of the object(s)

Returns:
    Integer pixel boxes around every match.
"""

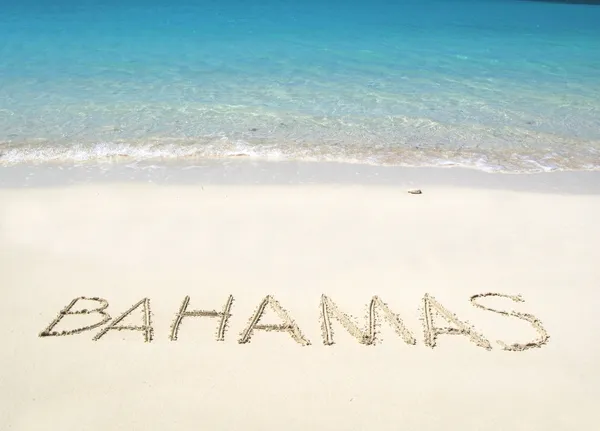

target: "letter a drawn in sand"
[470,293,549,351]
[93,298,153,342]
[170,295,234,341]
[39,297,111,337]
[421,294,491,350]
[320,295,416,345]
[238,295,310,345]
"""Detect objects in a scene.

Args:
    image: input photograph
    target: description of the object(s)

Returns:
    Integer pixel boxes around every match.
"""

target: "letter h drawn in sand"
[169,295,234,341]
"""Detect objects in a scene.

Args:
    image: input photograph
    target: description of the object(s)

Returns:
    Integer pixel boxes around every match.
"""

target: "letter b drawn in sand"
[93,298,153,342]
[238,295,310,345]
[470,293,549,351]
[39,297,111,337]
[421,294,491,350]
[169,295,234,341]
[319,295,416,346]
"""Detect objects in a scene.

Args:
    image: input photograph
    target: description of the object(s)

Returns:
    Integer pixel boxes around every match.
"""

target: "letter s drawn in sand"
[93,298,153,342]
[39,297,111,337]
[169,295,234,341]
[470,293,549,351]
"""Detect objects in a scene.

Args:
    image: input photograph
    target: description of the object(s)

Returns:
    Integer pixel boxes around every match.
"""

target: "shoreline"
[2,159,600,194]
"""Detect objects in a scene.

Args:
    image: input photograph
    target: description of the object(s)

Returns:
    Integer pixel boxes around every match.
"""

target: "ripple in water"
[1,0,599,173]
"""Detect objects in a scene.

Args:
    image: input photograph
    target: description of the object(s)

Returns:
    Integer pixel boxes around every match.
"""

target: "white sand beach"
[1,165,599,430]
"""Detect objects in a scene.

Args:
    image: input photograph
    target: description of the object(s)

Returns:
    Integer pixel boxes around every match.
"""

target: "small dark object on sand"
[249,128,258,132]
[408,189,422,195]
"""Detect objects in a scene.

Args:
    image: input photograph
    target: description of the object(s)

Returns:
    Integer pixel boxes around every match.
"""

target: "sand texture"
[1,182,599,430]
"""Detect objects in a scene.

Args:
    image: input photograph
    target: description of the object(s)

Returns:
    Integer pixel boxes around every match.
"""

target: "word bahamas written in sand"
[39,293,549,351]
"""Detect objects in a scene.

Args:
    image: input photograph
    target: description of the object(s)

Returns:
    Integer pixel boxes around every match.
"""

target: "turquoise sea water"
[1,0,599,172]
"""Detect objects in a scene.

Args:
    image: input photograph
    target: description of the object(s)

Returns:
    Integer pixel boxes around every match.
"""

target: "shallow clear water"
[1,0,599,172]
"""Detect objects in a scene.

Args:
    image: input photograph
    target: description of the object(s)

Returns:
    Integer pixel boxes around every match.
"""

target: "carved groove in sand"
[470,292,549,350]
[238,295,310,345]
[93,298,153,342]
[319,295,416,346]
[39,296,111,337]
[37,293,549,350]
[169,295,234,341]
[421,294,492,350]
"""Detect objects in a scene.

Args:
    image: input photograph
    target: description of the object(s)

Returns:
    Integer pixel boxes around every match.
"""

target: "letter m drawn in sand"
[320,295,416,345]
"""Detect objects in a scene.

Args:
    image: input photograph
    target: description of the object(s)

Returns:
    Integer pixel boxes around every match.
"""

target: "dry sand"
[1,178,599,430]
